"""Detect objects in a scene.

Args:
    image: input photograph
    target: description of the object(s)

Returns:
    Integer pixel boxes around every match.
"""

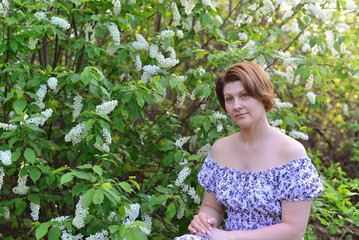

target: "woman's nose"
[233,98,243,109]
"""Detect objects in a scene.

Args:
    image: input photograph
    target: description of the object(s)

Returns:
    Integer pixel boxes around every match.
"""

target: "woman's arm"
[211,200,312,240]
[188,190,224,236]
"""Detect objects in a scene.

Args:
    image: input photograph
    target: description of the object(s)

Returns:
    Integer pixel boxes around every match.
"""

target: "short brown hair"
[215,62,275,112]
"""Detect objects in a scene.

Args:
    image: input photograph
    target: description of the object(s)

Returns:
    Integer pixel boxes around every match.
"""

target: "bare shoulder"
[210,134,238,164]
[278,133,307,163]
[270,130,307,164]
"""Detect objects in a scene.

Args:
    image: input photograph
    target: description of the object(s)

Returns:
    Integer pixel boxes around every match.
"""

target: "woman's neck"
[237,117,273,145]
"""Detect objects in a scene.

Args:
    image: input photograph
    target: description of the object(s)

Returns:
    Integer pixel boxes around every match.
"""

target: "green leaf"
[3,90,14,103]
[81,67,92,85]
[93,189,105,205]
[13,98,26,114]
[51,166,69,175]
[85,119,96,131]
[28,194,41,205]
[297,18,305,33]
[118,49,128,63]
[30,167,41,183]
[125,227,147,240]
[60,172,74,185]
[47,227,61,240]
[6,17,17,26]
[35,222,51,240]
[203,118,211,132]
[73,171,93,181]
[93,165,103,176]
[9,39,18,52]
[24,148,36,164]
[119,182,132,193]
[11,150,21,162]
[82,188,96,208]
[166,202,176,221]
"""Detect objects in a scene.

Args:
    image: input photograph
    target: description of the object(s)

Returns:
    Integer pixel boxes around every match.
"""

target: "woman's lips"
[235,113,247,118]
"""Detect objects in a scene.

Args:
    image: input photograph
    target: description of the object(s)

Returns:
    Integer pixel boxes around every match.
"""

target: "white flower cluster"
[305,74,314,90]
[122,203,140,226]
[181,184,200,204]
[85,230,110,240]
[242,40,258,59]
[346,1,358,10]
[111,0,121,16]
[95,100,118,115]
[34,11,46,21]
[282,9,293,20]
[0,150,12,166]
[106,45,119,56]
[176,30,184,39]
[72,95,83,121]
[202,0,215,10]
[47,77,58,90]
[61,230,83,240]
[283,57,301,69]
[139,214,152,235]
[160,30,175,39]
[269,119,282,127]
[141,65,160,83]
[286,66,294,84]
[182,0,196,14]
[64,121,88,144]
[212,111,227,120]
[135,55,142,71]
[25,108,53,127]
[3,206,10,220]
[177,94,185,108]
[72,196,89,229]
[84,22,96,44]
[194,20,201,33]
[172,2,181,27]
[175,136,191,148]
[132,34,149,51]
[156,51,179,68]
[36,84,47,103]
[149,45,158,58]
[28,38,38,50]
[274,98,293,109]
[0,122,17,131]
[217,124,223,132]
[325,30,337,56]
[102,128,112,144]
[289,130,309,140]
[12,171,29,195]
[238,32,248,41]
[94,128,112,152]
[108,22,121,45]
[261,0,275,15]
[272,126,286,134]
[197,143,211,157]
[0,167,5,191]
[336,23,349,34]
[0,0,10,18]
[107,211,118,222]
[51,216,70,230]
[177,201,185,219]
[175,167,191,187]
[30,202,40,221]
[94,143,110,152]
[50,16,71,30]
[307,92,316,104]
[183,17,193,30]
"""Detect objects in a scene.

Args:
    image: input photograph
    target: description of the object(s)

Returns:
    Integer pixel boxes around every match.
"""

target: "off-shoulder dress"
[174,154,323,240]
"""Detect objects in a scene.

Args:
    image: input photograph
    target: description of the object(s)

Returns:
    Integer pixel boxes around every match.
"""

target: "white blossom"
[108,22,121,45]
[72,95,83,121]
[346,1,358,10]
[34,11,46,21]
[172,2,181,26]
[343,103,348,113]
[194,20,201,33]
[177,201,185,219]
[73,195,89,229]
[286,66,294,84]
[94,143,110,152]
[215,15,223,25]
[12,171,29,195]
[61,230,83,240]
[307,91,316,104]
[0,122,17,131]
[95,100,118,115]
[272,126,286,134]
[26,108,53,127]
[111,0,121,16]
[0,0,10,18]
[143,65,160,76]
[30,202,40,221]
[175,167,191,187]
[176,30,184,39]
[0,167,5,191]
[36,84,47,102]
[47,77,58,90]
[135,54,142,71]
[182,0,196,14]
[269,119,283,127]
[50,16,71,30]
[0,150,11,166]
[155,52,179,68]
[149,45,159,58]
[102,128,112,144]
[160,30,175,39]
[177,94,185,108]
[85,230,110,240]
[305,74,314,90]
[282,10,293,20]
[183,17,193,30]
[139,214,152,235]
[197,143,211,157]
[202,0,215,10]
[217,124,223,132]
[261,0,275,15]
[242,40,258,59]
[212,111,227,120]
[51,216,70,230]
[289,130,309,140]
[28,38,38,50]
[274,98,293,109]
[131,34,149,51]
[107,211,118,222]
[238,32,248,41]
[122,203,140,226]
[64,121,88,144]
[175,136,191,148]
[3,207,10,220]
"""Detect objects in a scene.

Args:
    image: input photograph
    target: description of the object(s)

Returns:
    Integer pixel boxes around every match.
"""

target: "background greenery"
[0,0,358,239]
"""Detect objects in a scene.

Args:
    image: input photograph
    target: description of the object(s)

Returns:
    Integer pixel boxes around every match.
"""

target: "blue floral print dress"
[175,154,323,240]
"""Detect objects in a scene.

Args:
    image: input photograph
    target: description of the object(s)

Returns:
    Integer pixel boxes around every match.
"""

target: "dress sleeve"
[278,157,323,202]
[197,154,218,194]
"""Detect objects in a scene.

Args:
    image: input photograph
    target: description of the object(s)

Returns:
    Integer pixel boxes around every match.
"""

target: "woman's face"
[223,81,266,129]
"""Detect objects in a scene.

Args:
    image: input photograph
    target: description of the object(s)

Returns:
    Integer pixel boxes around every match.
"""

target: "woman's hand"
[188,212,217,236]
[209,228,228,240]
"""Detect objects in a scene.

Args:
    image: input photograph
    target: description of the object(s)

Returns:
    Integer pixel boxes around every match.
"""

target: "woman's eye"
[241,93,248,98]
[225,97,233,102]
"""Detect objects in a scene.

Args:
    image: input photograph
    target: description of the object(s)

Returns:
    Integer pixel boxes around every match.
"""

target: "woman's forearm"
[224,222,305,240]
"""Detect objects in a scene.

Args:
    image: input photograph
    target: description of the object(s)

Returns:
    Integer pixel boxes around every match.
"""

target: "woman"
[175,62,323,240]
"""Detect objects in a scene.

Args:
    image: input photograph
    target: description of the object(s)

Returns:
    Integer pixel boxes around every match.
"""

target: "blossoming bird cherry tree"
[0,0,358,239]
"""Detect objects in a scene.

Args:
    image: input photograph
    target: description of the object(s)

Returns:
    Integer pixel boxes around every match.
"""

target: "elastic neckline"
[206,153,310,175]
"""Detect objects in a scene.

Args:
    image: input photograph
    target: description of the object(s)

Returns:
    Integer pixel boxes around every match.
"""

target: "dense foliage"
[0,0,358,239]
